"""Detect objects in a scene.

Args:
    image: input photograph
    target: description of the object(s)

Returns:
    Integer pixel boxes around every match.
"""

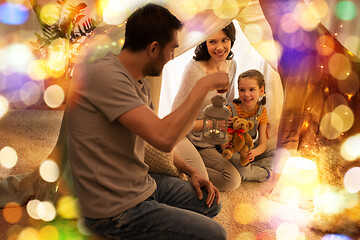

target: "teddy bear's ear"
[232,116,239,123]
[248,120,254,130]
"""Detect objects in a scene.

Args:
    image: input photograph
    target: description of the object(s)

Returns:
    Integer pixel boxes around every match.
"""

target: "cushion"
[144,143,187,180]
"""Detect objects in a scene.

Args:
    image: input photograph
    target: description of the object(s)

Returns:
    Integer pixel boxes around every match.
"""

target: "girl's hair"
[234,69,267,105]
[193,22,236,61]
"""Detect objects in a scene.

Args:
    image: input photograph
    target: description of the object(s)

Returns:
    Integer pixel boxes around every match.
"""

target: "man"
[67,3,229,240]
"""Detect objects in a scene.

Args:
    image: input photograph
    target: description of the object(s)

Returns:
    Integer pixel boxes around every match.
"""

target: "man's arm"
[118,71,229,152]
[173,151,220,207]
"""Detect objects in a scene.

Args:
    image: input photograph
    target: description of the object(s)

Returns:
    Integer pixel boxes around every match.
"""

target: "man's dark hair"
[122,4,182,51]
[193,22,236,61]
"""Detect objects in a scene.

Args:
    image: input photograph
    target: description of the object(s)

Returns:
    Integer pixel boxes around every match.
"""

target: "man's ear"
[148,41,160,58]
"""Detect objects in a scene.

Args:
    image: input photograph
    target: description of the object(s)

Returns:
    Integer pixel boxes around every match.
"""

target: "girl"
[226,69,274,182]
[172,22,241,191]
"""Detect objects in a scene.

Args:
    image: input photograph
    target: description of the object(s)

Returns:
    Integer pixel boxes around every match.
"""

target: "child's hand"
[247,148,260,162]
[227,117,233,127]
[246,150,255,162]
[221,142,232,151]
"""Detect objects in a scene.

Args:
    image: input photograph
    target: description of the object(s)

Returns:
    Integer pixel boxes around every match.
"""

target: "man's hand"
[200,71,230,93]
[172,151,220,207]
[189,172,220,208]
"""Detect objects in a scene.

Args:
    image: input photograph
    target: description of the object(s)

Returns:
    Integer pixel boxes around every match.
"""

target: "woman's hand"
[189,172,220,208]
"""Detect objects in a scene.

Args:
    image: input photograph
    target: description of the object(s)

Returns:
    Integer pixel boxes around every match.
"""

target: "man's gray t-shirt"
[67,52,156,218]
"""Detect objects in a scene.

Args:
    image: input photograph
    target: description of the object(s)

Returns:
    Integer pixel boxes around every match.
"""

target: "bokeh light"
[26,199,57,221]
[272,200,309,225]
[278,29,304,49]
[39,225,59,240]
[18,227,39,240]
[43,84,65,108]
[319,112,343,140]
[256,40,283,66]
[36,201,56,221]
[173,0,200,20]
[328,53,352,80]
[27,60,48,81]
[321,234,353,240]
[193,0,210,11]
[276,222,299,240]
[343,167,360,193]
[39,159,60,183]
[340,134,360,161]
[3,202,22,224]
[314,186,345,214]
[335,1,357,21]
[332,105,354,132]
[316,35,335,56]
[277,157,319,202]
[255,232,273,240]
[235,232,255,240]
[0,3,29,25]
[208,0,223,10]
[344,36,360,57]
[3,43,33,74]
[27,199,42,220]
[39,4,60,25]
[78,34,113,64]
[280,13,300,34]
[294,2,319,31]
[306,0,329,20]
[279,186,301,203]
[243,24,263,43]
[57,195,79,219]
[0,95,9,119]
[182,31,206,49]
[0,146,18,169]
[19,81,42,106]
[47,38,69,78]
[214,0,239,19]
[234,203,257,225]
[103,0,132,25]
[337,71,359,96]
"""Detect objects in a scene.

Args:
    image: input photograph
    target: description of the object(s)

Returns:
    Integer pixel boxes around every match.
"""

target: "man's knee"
[204,197,222,218]
[206,220,227,240]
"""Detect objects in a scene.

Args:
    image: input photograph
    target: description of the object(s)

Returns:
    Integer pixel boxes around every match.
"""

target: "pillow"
[144,143,187,180]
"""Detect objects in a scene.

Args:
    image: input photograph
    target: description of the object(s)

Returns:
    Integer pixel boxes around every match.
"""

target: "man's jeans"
[84,173,226,240]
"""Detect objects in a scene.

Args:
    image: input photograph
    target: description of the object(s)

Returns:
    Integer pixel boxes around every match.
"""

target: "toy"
[222,117,254,166]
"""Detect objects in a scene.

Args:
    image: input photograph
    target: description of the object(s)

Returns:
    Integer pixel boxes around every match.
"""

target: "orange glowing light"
[346,94,353,100]
[316,35,335,56]
[3,202,22,224]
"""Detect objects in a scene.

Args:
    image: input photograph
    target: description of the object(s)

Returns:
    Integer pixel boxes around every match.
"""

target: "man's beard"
[142,52,165,77]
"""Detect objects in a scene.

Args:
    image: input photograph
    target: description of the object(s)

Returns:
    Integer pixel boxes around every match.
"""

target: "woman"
[172,22,241,191]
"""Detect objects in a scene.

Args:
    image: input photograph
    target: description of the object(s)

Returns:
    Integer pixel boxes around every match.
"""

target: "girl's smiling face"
[238,77,264,111]
[206,30,231,62]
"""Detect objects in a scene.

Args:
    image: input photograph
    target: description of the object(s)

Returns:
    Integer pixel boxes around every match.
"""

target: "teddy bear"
[222,117,254,166]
